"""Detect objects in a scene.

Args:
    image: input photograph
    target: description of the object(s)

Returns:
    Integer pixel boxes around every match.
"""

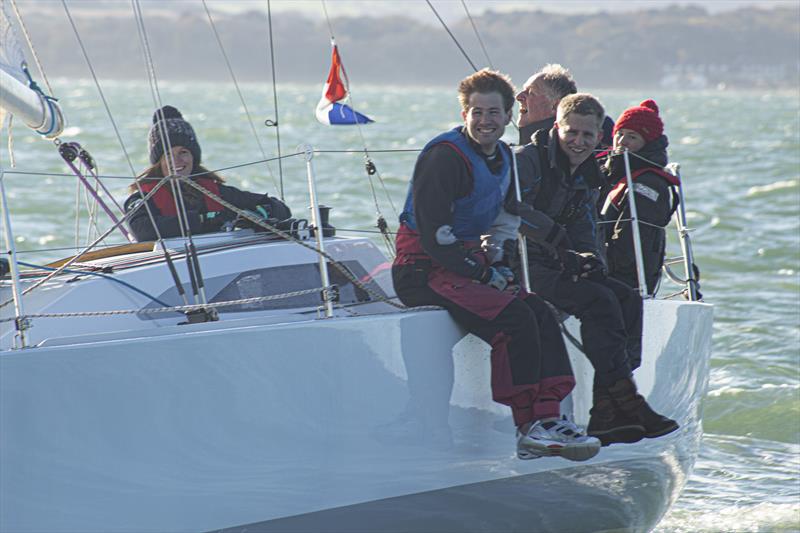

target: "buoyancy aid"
[139,177,226,216]
[603,167,680,215]
[399,127,511,242]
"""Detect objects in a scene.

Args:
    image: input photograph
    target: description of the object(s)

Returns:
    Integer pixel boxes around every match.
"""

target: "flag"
[315,44,373,125]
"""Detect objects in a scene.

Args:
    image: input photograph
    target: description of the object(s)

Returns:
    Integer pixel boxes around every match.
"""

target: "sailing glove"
[480,266,514,292]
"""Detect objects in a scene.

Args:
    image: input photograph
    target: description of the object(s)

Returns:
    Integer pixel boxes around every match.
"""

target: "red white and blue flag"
[315,43,373,125]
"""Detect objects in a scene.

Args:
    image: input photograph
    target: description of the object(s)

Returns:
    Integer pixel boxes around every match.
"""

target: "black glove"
[480,266,514,292]
[258,196,292,221]
[502,239,520,271]
[558,248,582,281]
[576,252,607,281]
[199,210,232,233]
[234,207,278,232]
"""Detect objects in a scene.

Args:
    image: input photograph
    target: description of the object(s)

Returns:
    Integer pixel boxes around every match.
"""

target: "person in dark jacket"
[124,106,290,242]
[516,64,614,148]
[511,93,678,447]
[600,99,680,296]
[393,69,600,462]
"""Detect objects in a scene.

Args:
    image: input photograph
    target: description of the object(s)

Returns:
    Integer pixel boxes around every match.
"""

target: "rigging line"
[200,0,280,195]
[8,0,54,95]
[425,0,478,72]
[460,0,493,69]
[266,0,285,200]
[320,2,397,220]
[2,151,306,180]
[60,0,137,179]
[0,174,171,311]
[132,0,192,243]
[16,261,172,308]
[129,1,184,248]
[426,0,518,135]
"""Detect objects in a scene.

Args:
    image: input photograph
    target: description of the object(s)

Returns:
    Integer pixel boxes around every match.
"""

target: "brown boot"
[606,376,679,439]
[587,387,645,446]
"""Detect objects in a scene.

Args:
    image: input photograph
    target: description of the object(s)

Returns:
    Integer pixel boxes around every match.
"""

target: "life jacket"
[399,127,511,242]
[139,177,226,216]
[604,167,680,214]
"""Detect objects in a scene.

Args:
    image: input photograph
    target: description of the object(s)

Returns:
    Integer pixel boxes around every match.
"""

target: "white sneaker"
[516,417,601,462]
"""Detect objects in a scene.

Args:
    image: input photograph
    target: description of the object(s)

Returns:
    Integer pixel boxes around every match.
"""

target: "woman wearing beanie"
[600,99,681,296]
[124,105,291,242]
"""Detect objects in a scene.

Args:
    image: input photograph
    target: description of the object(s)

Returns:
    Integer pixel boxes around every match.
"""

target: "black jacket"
[600,135,676,294]
[124,182,291,242]
[512,127,605,287]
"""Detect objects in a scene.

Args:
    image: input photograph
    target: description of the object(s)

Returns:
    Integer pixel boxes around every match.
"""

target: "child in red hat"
[600,99,681,296]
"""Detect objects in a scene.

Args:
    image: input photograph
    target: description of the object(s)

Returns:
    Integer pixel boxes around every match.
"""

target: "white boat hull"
[1,298,712,532]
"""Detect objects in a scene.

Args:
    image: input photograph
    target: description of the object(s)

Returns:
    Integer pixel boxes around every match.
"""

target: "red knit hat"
[613,99,664,143]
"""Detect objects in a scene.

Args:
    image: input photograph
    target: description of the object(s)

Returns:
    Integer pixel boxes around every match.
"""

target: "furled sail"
[0,0,64,139]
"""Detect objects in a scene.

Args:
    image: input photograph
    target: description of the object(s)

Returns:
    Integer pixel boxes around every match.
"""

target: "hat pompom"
[639,99,659,115]
[152,105,183,124]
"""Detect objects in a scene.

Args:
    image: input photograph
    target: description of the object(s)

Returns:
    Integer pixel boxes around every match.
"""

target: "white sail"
[0,0,64,138]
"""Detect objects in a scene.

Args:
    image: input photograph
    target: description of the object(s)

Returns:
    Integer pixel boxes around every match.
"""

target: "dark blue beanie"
[148,106,202,166]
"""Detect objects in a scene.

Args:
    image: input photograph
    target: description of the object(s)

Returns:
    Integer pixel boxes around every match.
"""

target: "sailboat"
[0,2,713,532]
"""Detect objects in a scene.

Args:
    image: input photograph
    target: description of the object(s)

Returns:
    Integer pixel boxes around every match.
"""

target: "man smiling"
[392,70,600,462]
[511,93,679,447]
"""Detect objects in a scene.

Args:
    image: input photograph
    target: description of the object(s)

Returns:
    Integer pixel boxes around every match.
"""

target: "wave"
[746,178,799,197]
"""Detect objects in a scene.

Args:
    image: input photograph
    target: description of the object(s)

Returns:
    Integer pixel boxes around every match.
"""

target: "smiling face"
[516,76,558,127]
[613,128,646,153]
[159,146,194,177]
[556,112,602,171]
[461,91,512,155]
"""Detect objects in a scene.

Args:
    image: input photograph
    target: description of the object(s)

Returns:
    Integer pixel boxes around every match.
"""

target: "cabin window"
[212,260,382,312]
[138,261,385,319]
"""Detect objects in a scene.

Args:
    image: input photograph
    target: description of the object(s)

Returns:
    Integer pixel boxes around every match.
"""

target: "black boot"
[587,387,646,446]
[606,377,679,439]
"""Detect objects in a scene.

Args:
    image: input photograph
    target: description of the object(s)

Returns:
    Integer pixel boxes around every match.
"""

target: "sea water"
[1,80,798,532]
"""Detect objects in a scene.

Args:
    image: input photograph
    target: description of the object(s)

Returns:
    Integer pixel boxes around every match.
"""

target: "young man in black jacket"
[511,93,678,446]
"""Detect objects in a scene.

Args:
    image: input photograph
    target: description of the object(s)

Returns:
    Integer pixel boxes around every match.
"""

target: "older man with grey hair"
[516,64,614,147]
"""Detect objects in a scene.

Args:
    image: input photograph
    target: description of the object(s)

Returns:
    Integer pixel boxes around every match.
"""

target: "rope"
[8,0,54,95]
[200,0,280,194]
[0,151,306,181]
[61,1,137,178]
[16,260,171,308]
[179,176,406,310]
[319,2,398,257]
[425,0,478,72]
[0,287,327,324]
[460,0,493,69]
[265,0,285,200]
[0,175,171,311]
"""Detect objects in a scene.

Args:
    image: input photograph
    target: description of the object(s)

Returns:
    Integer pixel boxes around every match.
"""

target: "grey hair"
[536,64,578,101]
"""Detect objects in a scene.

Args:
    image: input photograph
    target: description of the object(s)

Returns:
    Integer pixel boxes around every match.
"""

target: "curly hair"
[457,68,516,113]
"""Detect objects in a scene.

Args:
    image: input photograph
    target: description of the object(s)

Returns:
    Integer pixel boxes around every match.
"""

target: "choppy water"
[1,80,799,531]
